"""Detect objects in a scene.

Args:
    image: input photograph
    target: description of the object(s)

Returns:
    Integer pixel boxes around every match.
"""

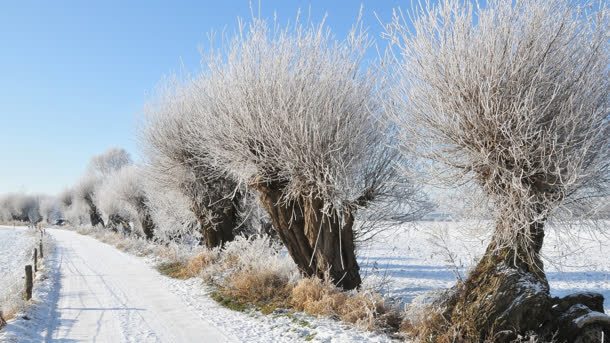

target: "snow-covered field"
[0,226,37,316]
[359,221,610,314]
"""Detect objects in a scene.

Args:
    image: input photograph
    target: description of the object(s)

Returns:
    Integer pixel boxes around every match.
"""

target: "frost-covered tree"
[143,86,243,248]
[58,188,89,226]
[0,193,42,225]
[72,174,105,227]
[88,147,132,178]
[39,196,62,224]
[95,166,156,239]
[386,0,609,340]
[67,148,133,228]
[146,181,199,244]
[148,18,419,290]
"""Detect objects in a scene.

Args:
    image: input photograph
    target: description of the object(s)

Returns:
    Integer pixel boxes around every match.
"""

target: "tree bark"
[192,199,237,249]
[255,183,361,290]
[84,194,104,227]
[424,219,552,342]
[135,197,155,240]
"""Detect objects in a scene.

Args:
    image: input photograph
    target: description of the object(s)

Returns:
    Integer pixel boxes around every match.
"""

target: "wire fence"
[0,228,46,328]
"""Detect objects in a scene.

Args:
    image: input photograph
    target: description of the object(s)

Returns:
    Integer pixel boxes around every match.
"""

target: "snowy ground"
[0,226,37,316]
[1,222,608,342]
[358,221,610,314]
[1,229,394,343]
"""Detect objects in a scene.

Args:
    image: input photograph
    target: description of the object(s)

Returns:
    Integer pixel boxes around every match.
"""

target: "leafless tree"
[0,193,42,225]
[142,79,244,248]
[39,196,62,224]
[72,174,105,227]
[150,16,425,290]
[95,166,156,239]
[88,147,132,178]
[146,181,200,244]
[385,0,608,340]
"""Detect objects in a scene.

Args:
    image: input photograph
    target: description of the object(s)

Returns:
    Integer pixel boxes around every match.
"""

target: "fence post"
[34,248,38,273]
[24,265,33,300]
[0,310,6,328]
[39,240,43,259]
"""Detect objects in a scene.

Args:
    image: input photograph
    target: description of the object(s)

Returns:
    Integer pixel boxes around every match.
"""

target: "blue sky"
[0,0,407,195]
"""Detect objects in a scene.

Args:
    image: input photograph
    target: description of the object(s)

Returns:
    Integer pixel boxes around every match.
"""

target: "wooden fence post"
[39,240,43,259]
[34,248,38,273]
[0,310,6,328]
[24,265,33,300]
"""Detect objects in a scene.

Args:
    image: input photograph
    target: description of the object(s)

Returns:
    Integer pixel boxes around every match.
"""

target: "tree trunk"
[424,219,552,342]
[84,195,104,227]
[255,183,361,290]
[140,210,155,240]
[109,213,134,234]
[135,197,155,240]
[192,199,237,249]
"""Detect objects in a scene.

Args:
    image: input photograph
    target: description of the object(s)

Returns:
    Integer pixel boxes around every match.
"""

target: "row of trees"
[1,0,607,341]
[0,193,50,225]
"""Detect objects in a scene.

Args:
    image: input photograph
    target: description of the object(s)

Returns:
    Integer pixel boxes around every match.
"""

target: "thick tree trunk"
[84,195,104,227]
[107,214,130,233]
[192,200,237,249]
[135,197,155,240]
[140,210,155,240]
[255,183,361,290]
[424,219,552,342]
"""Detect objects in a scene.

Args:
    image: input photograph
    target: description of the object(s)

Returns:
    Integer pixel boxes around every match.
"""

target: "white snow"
[1,229,232,343]
[0,226,37,316]
[358,221,610,314]
[1,221,608,342]
[1,228,395,343]
[0,226,37,288]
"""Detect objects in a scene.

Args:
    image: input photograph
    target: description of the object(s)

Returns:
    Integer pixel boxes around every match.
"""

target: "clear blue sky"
[0,0,408,195]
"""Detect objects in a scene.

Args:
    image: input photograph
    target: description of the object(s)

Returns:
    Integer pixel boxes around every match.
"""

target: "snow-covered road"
[15,228,233,342]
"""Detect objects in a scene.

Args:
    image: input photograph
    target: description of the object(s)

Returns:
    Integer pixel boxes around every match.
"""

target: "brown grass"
[218,269,292,314]
[290,276,346,316]
[157,252,217,280]
[0,309,15,327]
[290,276,402,332]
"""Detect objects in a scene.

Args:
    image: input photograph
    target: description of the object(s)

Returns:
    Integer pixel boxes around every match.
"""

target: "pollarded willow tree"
[72,174,105,227]
[170,18,415,290]
[143,85,243,248]
[386,0,609,341]
[95,166,156,239]
[146,182,199,244]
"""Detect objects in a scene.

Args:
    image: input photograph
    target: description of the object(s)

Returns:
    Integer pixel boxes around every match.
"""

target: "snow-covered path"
[35,228,233,342]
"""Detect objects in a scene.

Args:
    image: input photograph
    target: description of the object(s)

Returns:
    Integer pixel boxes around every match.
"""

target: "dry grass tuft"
[290,276,401,332]
[157,251,218,279]
[290,276,346,316]
[219,269,292,314]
